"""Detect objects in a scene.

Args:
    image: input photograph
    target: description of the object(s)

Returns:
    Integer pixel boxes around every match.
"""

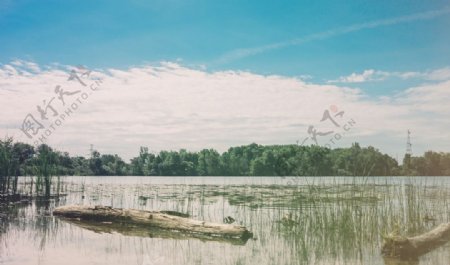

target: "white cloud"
[329,69,382,83]
[426,67,450,81]
[1,60,41,77]
[329,67,450,83]
[1,61,450,160]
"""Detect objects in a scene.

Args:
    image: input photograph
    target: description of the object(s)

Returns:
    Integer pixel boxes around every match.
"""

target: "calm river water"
[1,176,450,265]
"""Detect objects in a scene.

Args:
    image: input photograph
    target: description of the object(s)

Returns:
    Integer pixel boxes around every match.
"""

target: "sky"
[1,0,450,161]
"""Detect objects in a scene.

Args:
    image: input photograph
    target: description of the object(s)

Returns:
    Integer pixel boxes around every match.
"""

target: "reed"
[0,137,19,197]
[34,145,58,198]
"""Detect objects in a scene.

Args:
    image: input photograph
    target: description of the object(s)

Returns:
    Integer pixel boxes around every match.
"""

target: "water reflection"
[56,217,251,245]
[0,177,449,265]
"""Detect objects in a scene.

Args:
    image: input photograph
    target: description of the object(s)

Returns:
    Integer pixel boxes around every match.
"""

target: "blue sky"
[1,0,450,159]
[1,0,449,92]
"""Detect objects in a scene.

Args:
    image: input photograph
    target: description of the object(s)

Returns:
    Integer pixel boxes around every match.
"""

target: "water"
[1,176,450,265]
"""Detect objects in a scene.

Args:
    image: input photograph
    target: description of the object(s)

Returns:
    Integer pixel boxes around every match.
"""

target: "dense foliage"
[1,138,450,179]
[0,138,57,197]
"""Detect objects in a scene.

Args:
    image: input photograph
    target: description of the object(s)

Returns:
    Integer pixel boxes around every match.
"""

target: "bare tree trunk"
[54,205,252,240]
[382,222,450,259]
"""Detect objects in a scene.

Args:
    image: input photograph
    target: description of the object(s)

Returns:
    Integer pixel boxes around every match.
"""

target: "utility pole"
[403,130,412,170]
[89,144,94,159]
[406,130,412,156]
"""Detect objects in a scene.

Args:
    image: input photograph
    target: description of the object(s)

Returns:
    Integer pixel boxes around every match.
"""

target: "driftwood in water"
[60,217,250,245]
[53,205,252,242]
[382,222,450,259]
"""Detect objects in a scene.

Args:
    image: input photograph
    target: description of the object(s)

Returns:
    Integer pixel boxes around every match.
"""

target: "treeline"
[2,138,450,178]
[403,153,450,176]
[0,138,58,197]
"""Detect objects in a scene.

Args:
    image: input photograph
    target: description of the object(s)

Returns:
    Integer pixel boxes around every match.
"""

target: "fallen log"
[53,205,253,241]
[59,217,250,245]
[382,222,450,259]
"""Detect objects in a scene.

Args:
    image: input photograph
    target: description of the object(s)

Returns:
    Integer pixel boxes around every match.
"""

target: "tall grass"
[34,145,57,198]
[0,138,19,197]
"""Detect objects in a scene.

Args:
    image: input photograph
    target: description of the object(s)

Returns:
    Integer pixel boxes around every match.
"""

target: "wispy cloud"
[216,8,450,64]
[328,69,382,83]
[328,67,450,83]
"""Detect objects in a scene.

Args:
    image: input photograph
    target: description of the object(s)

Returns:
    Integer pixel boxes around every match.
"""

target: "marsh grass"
[2,176,450,265]
[281,178,450,264]
[0,138,19,197]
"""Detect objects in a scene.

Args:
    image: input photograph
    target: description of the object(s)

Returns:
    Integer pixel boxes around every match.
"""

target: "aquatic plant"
[34,144,58,198]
